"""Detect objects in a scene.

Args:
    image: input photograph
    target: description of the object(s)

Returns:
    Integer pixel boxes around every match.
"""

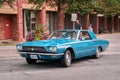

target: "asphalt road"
[0,33,120,80]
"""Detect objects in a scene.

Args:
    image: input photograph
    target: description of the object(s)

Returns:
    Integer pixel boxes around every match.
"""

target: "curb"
[0,46,16,49]
[0,57,22,60]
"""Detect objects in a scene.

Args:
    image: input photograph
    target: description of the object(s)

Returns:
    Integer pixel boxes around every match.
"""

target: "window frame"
[78,31,92,40]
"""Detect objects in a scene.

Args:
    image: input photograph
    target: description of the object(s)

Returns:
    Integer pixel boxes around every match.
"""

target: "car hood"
[19,39,77,47]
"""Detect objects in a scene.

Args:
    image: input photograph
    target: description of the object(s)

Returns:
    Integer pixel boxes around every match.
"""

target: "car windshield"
[48,30,78,40]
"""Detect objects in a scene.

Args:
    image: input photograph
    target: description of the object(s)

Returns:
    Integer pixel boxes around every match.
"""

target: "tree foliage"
[29,0,74,10]
[1,0,120,16]
[66,0,97,15]
[27,0,120,17]
[101,0,120,16]
[66,0,120,16]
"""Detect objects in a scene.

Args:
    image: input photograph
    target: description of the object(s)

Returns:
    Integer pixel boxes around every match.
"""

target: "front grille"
[19,46,47,53]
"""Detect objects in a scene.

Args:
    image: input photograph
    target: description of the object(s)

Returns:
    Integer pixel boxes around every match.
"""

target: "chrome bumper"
[17,52,64,56]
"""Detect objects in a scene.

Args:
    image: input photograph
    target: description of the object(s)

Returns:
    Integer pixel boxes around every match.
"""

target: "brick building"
[0,0,60,41]
[0,0,120,41]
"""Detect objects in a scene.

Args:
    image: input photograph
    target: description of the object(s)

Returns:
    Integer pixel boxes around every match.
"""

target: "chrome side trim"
[17,52,64,56]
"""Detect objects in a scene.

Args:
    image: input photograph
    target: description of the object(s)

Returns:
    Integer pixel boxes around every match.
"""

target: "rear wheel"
[61,50,72,67]
[93,47,102,58]
[26,58,37,64]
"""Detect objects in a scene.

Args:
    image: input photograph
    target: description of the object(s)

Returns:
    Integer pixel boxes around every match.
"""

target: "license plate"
[30,55,38,59]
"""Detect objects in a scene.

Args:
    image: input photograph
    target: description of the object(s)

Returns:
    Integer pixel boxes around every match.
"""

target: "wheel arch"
[66,47,75,60]
[98,46,103,52]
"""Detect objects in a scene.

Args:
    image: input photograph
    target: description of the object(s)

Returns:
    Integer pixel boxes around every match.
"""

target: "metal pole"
[73,21,75,29]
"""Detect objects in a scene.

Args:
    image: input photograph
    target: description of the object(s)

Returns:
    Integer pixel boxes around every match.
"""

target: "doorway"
[4,16,11,39]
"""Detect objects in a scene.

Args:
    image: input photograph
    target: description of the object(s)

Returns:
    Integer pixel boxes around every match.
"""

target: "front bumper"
[17,51,64,60]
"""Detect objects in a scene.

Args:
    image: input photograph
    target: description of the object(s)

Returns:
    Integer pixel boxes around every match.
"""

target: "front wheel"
[26,58,37,64]
[61,50,72,67]
[93,47,102,58]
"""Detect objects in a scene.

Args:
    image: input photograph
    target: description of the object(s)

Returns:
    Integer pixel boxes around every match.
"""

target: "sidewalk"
[0,46,16,50]
[0,46,20,60]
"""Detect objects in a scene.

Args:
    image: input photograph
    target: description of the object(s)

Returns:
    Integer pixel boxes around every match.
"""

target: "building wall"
[0,0,64,41]
[17,0,28,41]
[0,0,28,41]
[0,15,5,40]
[36,2,46,30]
[0,0,120,41]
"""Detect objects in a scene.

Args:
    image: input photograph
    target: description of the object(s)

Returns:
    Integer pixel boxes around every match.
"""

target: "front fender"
[57,45,71,53]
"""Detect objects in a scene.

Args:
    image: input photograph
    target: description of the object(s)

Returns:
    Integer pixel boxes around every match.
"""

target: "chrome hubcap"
[96,48,101,58]
[65,51,71,66]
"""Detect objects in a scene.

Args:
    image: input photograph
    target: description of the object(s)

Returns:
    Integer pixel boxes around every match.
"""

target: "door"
[4,17,11,39]
[75,31,96,58]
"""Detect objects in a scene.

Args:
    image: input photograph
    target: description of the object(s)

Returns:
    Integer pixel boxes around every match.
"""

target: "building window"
[30,11,36,30]
[46,12,56,34]
[46,13,50,33]
[23,10,36,38]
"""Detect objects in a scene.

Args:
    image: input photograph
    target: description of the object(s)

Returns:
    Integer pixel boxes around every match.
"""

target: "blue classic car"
[16,29,109,67]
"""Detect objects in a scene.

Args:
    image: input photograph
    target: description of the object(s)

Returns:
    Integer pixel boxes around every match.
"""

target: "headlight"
[17,45,22,50]
[49,46,57,52]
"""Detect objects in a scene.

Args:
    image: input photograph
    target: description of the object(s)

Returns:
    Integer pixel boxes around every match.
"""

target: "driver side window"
[78,31,91,40]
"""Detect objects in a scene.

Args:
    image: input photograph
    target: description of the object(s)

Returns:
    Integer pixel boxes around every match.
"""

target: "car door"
[75,31,96,58]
